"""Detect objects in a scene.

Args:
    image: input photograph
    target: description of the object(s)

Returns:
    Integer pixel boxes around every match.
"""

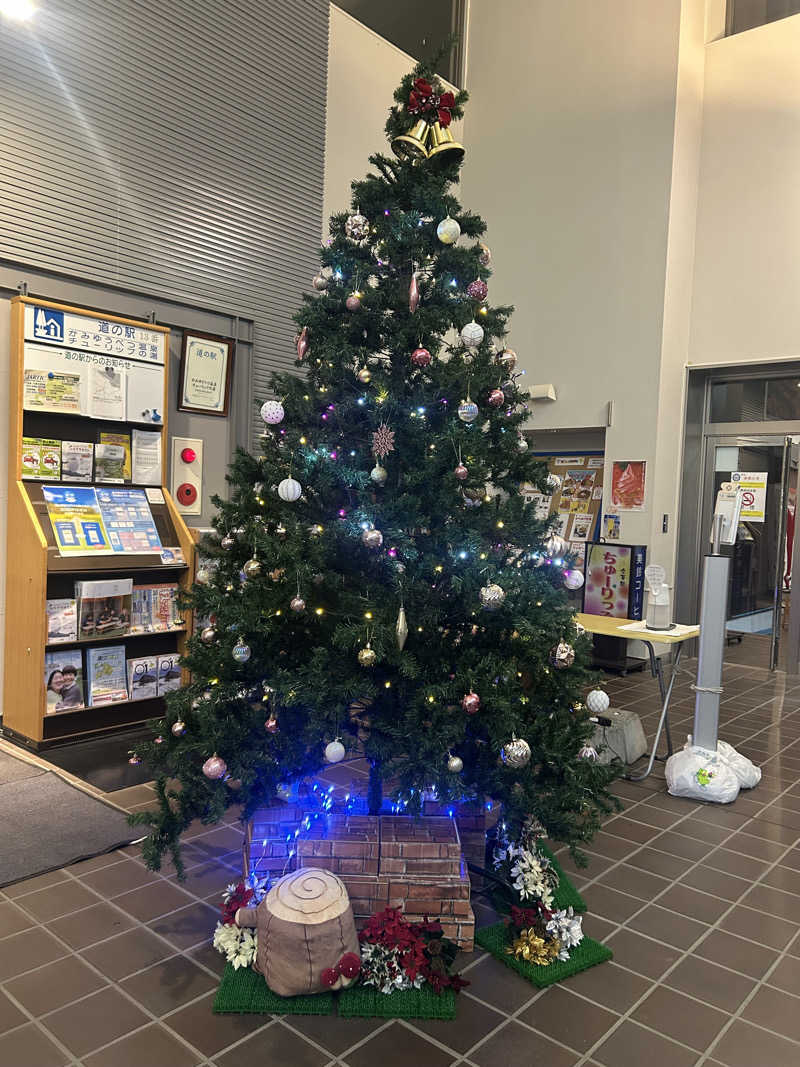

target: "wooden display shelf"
[3,296,196,748]
[46,627,185,650]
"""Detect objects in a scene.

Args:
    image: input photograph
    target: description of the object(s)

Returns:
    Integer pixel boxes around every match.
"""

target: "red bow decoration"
[408,79,455,128]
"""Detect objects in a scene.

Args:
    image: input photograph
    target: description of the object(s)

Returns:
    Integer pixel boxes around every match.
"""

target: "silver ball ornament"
[260,400,285,425]
[497,347,517,371]
[447,753,464,773]
[232,640,251,663]
[550,640,576,669]
[545,533,567,558]
[202,754,227,780]
[345,211,370,241]
[480,582,506,611]
[478,243,492,267]
[200,626,216,645]
[460,320,484,348]
[370,465,388,486]
[221,534,236,550]
[517,435,529,453]
[290,595,306,613]
[325,739,346,764]
[361,528,383,549]
[502,736,531,768]
[436,215,461,244]
[171,720,186,737]
[243,558,262,579]
[312,272,329,291]
[564,569,585,591]
[586,689,610,715]
[458,399,479,423]
[277,477,302,502]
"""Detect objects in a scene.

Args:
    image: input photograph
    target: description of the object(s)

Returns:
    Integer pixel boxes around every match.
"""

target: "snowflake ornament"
[372,423,396,459]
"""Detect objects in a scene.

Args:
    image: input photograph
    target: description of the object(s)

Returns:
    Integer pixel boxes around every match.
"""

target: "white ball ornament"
[460,320,484,349]
[232,640,251,663]
[564,569,585,591]
[370,465,388,486]
[325,738,346,764]
[436,215,461,245]
[586,689,610,716]
[260,400,285,425]
[480,582,506,611]
[517,435,529,453]
[502,736,531,768]
[277,478,302,502]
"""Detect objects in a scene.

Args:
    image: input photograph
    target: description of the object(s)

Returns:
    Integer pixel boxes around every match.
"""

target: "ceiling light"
[0,1,37,20]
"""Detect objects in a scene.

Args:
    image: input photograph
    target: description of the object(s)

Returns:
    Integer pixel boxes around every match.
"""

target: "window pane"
[336,0,465,84]
[765,377,800,420]
[728,0,800,35]
[709,380,765,422]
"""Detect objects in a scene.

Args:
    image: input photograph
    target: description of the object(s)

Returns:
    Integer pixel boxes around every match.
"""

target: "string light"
[315,607,324,616]
[364,611,373,620]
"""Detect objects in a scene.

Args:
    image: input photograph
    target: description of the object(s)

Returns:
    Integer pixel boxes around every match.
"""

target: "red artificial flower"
[338,952,361,979]
[413,77,433,96]
[437,91,455,127]
[320,967,339,988]
[220,882,254,926]
[439,91,455,109]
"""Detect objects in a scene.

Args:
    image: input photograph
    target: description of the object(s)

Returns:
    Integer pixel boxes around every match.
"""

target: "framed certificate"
[178,331,234,416]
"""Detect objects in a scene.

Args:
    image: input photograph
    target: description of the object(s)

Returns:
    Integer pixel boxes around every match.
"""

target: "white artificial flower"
[546,907,584,960]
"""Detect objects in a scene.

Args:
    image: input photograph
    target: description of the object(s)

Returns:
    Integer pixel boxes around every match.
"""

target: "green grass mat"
[338,984,457,1019]
[539,842,587,914]
[476,922,612,989]
[213,964,335,1015]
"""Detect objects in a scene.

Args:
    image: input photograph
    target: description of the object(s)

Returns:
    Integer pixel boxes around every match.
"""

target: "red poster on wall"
[610,461,646,511]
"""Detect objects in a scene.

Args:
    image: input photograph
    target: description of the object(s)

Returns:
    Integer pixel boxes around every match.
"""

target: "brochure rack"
[3,296,195,748]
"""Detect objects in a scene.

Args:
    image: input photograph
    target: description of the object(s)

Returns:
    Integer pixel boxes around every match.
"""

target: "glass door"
[701,435,795,669]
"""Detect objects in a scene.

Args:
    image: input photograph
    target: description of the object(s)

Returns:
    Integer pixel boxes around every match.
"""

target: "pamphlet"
[39,439,61,480]
[62,441,94,482]
[43,485,112,555]
[21,437,42,479]
[88,364,126,420]
[99,432,131,482]
[94,443,127,483]
[131,584,181,632]
[128,656,158,700]
[131,428,162,485]
[86,645,128,706]
[46,599,78,644]
[44,649,85,713]
[23,369,81,414]
[157,653,182,695]
[95,487,162,553]
[76,578,133,638]
[570,511,595,541]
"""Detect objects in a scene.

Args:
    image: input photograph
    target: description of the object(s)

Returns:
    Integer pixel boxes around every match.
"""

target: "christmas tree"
[132,61,620,875]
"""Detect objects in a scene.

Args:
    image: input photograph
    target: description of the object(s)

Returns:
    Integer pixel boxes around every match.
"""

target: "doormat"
[0,769,134,887]
[213,965,334,1015]
[475,922,612,989]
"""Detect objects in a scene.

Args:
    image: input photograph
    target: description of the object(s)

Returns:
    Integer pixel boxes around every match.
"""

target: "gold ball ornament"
[171,720,186,737]
[243,557,262,578]
[357,367,372,384]
[447,753,464,773]
[480,582,506,611]
[358,643,377,668]
[497,347,517,371]
[550,640,576,669]
[370,465,388,486]
[502,735,531,768]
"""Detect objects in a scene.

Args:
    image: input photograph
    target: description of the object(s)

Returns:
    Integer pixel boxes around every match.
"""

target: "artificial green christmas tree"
[132,62,619,875]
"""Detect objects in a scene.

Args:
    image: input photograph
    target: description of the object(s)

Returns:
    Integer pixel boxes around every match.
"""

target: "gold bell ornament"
[427,121,464,164]
[391,118,431,160]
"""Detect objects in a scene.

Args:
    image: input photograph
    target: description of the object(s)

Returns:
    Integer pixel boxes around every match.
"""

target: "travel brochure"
[47,582,181,643]
[42,485,162,556]
[23,432,146,485]
[23,369,81,414]
[44,647,180,713]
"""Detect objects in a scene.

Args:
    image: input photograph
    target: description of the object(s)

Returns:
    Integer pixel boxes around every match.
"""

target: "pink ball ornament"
[346,294,362,311]
[454,463,468,481]
[202,754,227,780]
[488,388,505,407]
[461,690,481,715]
[467,279,488,302]
[411,346,432,368]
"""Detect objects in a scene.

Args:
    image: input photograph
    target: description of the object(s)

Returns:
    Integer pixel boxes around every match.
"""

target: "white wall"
[461,0,684,546]
[324,6,417,227]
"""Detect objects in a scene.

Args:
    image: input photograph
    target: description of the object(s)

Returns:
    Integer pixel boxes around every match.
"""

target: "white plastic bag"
[666,740,741,804]
[717,740,761,789]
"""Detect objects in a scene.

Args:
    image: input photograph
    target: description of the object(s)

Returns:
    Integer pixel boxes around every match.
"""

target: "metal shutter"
[0,0,328,445]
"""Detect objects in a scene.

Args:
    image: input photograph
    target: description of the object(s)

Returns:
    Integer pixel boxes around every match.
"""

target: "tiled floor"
[4,658,800,1065]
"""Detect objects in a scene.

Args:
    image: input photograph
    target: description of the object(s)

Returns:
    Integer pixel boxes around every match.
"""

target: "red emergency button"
[177,482,198,506]
[181,447,197,464]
